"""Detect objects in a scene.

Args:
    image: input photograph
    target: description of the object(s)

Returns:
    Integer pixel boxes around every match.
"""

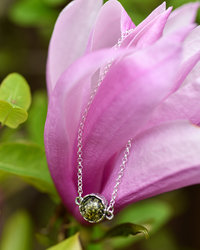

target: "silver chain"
[76,29,133,214]
[106,139,132,214]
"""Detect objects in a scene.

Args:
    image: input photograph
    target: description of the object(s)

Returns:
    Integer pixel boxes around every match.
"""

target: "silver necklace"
[75,29,133,223]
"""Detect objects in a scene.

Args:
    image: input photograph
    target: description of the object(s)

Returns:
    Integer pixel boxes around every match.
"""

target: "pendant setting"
[75,194,113,223]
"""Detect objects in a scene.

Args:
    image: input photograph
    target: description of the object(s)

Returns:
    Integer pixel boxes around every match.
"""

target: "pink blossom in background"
[44,0,200,222]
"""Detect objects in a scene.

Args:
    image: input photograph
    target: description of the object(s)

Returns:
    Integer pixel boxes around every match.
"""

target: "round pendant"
[77,194,107,223]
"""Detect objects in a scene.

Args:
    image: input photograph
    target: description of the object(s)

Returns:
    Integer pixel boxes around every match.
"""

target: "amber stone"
[79,194,106,223]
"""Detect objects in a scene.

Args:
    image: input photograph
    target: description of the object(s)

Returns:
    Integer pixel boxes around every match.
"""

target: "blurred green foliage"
[26,91,47,147]
[0,142,58,198]
[9,0,59,27]
[0,211,33,250]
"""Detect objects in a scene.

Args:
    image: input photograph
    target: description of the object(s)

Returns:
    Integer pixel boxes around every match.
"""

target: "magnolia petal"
[86,0,135,53]
[146,78,200,129]
[183,26,200,61]
[44,48,134,216]
[134,2,166,33]
[127,8,172,49]
[164,2,200,34]
[182,26,200,86]
[145,29,200,128]
[47,0,102,94]
[121,2,166,48]
[80,38,182,195]
[184,62,200,86]
[176,52,200,90]
[173,26,200,89]
[121,6,135,33]
[102,121,200,211]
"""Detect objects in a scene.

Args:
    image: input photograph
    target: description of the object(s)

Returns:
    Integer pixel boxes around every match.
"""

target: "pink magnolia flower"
[45,0,200,221]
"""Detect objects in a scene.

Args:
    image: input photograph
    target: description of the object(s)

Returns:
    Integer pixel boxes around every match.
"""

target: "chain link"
[76,29,133,212]
[107,139,132,212]
[76,62,108,199]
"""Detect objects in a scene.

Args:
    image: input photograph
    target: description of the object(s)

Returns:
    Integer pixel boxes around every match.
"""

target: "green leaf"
[26,91,47,147]
[0,73,31,128]
[95,223,149,242]
[0,142,59,199]
[0,211,33,250]
[47,233,82,250]
[0,100,28,128]
[0,73,31,110]
[110,199,172,248]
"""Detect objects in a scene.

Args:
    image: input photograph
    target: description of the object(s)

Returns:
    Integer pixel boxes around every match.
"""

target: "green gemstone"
[79,195,106,223]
